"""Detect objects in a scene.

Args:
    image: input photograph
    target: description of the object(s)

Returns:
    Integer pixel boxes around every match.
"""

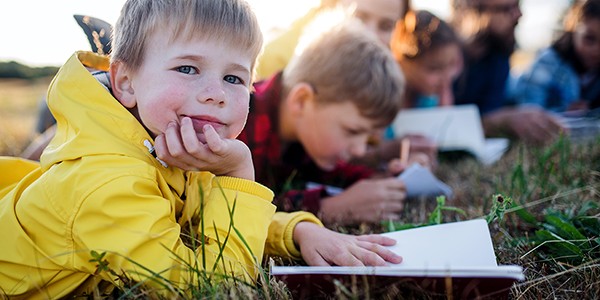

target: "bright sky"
[0,0,569,67]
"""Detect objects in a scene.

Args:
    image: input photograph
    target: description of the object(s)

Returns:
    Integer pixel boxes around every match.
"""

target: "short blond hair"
[283,18,405,127]
[111,0,263,75]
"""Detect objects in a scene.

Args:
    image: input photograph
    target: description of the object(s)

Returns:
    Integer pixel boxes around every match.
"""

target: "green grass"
[0,77,51,156]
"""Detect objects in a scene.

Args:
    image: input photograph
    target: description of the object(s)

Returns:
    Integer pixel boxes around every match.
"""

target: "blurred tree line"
[0,61,58,79]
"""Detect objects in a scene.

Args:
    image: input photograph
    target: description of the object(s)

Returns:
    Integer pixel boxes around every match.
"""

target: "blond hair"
[283,18,405,127]
[111,0,263,75]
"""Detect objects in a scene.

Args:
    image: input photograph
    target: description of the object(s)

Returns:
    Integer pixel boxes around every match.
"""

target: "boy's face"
[296,100,376,171]
[117,29,253,142]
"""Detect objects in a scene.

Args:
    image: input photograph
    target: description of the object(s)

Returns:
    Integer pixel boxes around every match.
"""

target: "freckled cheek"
[141,91,184,130]
[228,98,250,137]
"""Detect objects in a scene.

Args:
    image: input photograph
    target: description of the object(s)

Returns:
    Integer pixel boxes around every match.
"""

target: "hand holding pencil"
[387,136,436,175]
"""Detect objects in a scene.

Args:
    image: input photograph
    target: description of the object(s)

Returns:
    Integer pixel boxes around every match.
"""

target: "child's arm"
[319,178,406,225]
[481,106,564,145]
[153,117,255,180]
[74,170,275,286]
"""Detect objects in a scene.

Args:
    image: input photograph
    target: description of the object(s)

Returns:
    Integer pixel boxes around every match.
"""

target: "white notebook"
[390,105,509,165]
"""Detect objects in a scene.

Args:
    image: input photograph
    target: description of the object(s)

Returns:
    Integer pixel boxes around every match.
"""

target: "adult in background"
[450,0,566,145]
[512,0,600,112]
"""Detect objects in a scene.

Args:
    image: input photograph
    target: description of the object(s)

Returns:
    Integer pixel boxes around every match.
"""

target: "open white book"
[389,105,509,165]
[271,219,523,297]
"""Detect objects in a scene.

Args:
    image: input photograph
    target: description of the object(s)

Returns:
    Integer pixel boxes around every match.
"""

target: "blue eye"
[176,66,198,75]
[224,75,243,84]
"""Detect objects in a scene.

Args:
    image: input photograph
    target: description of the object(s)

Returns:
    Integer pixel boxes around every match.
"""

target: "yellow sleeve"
[73,174,275,287]
[264,211,323,259]
[201,176,276,280]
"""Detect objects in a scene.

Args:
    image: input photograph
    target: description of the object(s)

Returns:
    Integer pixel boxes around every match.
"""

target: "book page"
[479,138,510,165]
[390,105,486,154]
[397,163,453,198]
[381,219,498,269]
[271,219,524,281]
[390,105,510,165]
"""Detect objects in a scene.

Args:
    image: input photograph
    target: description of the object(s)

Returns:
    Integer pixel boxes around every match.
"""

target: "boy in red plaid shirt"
[237,19,408,226]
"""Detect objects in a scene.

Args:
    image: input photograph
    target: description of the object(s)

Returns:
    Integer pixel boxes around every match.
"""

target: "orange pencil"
[400,138,410,166]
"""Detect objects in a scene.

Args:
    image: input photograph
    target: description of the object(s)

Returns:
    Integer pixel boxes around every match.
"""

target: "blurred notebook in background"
[390,105,509,165]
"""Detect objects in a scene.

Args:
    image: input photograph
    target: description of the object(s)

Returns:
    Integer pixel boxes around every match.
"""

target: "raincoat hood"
[41,52,181,188]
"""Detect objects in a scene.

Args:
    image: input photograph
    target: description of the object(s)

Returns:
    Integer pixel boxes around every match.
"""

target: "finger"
[303,251,331,267]
[539,116,566,139]
[527,120,557,145]
[180,117,204,154]
[353,248,388,266]
[154,133,187,168]
[383,178,406,191]
[163,121,187,158]
[377,177,403,186]
[356,235,397,246]
[387,159,406,175]
[153,133,168,158]
[203,124,227,154]
[331,250,364,267]
[161,122,205,169]
[357,242,403,265]
[379,196,404,211]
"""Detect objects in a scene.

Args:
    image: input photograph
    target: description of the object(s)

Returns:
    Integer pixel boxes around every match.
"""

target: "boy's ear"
[110,61,136,108]
[287,82,317,115]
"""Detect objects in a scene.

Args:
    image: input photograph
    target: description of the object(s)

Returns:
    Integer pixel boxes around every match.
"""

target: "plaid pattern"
[238,72,374,214]
[513,47,600,111]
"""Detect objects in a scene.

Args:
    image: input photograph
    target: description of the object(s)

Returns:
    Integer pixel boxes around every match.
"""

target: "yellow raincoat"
[0,52,321,299]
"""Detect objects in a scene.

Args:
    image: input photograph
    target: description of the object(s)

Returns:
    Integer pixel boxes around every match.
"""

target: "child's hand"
[293,222,402,266]
[319,178,406,225]
[154,118,255,180]
[387,151,432,175]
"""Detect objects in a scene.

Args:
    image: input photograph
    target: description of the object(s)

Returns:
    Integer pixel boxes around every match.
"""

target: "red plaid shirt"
[238,72,374,214]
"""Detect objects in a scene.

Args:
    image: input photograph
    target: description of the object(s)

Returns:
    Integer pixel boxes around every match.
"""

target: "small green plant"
[428,195,467,225]
[485,194,513,224]
[384,195,466,232]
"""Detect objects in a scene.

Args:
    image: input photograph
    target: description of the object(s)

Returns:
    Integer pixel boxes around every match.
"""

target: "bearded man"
[451,0,565,145]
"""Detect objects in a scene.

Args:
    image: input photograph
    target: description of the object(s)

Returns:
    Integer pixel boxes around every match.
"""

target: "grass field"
[1,78,599,299]
[0,77,52,156]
